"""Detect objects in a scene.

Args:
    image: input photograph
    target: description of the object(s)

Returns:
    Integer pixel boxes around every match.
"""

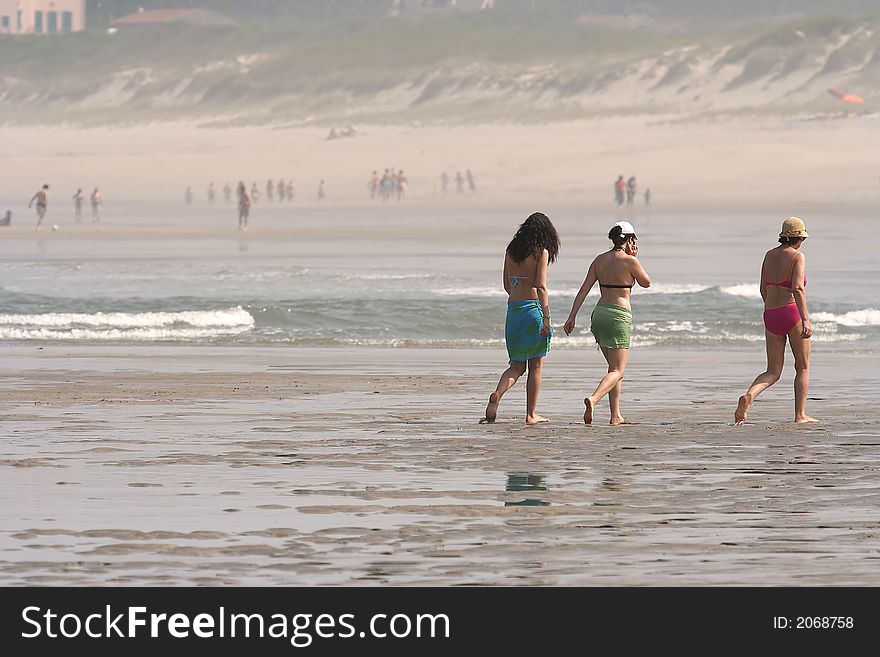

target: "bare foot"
[795,415,820,424]
[735,394,751,425]
[481,393,498,424]
[583,397,594,425]
[610,416,632,426]
[526,414,550,425]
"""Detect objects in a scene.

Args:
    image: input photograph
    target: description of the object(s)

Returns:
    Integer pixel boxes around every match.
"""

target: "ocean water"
[0,209,877,350]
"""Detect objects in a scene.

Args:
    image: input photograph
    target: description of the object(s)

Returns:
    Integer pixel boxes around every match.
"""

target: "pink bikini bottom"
[763,303,801,336]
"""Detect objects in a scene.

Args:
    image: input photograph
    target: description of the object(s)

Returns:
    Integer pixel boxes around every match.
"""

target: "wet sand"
[1,345,877,585]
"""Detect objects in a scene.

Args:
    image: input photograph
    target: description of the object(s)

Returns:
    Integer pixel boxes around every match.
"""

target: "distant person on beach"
[90,188,102,222]
[563,221,651,425]
[287,180,295,200]
[482,212,560,425]
[266,179,274,203]
[185,187,193,206]
[644,187,652,206]
[73,188,85,222]
[614,175,625,207]
[441,171,449,195]
[626,176,637,206]
[223,183,232,203]
[455,171,464,194]
[397,170,407,200]
[369,170,379,199]
[318,180,325,200]
[207,182,216,204]
[0,210,11,226]
[250,183,260,203]
[277,178,286,202]
[237,182,250,231]
[735,217,817,425]
[28,184,49,230]
[467,169,477,193]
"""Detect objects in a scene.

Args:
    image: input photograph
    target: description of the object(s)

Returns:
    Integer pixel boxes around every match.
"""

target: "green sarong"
[590,303,632,349]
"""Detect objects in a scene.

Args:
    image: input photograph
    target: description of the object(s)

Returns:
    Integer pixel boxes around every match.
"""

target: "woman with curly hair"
[563,221,651,425]
[482,212,560,425]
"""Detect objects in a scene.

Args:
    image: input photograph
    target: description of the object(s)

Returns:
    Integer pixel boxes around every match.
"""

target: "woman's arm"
[624,242,651,287]
[759,255,768,303]
[563,259,597,335]
[502,254,511,295]
[790,253,811,338]
[533,250,551,336]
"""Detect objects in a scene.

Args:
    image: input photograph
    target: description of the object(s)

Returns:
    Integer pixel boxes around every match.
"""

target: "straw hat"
[779,216,809,239]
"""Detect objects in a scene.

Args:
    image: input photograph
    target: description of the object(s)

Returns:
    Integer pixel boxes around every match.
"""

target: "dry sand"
[1,116,878,214]
[1,344,878,586]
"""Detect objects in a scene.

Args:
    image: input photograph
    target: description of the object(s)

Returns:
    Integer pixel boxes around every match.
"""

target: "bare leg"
[736,330,785,424]
[482,361,526,423]
[789,323,818,423]
[525,357,549,425]
[608,379,631,425]
[585,347,629,424]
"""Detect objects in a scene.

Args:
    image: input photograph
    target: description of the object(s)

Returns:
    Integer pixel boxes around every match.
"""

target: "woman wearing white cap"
[735,217,817,424]
[563,221,651,424]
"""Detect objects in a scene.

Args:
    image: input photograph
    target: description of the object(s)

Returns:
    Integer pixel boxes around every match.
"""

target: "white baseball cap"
[612,220,637,237]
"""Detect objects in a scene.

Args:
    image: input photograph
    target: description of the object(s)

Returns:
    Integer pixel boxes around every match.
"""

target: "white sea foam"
[0,326,252,341]
[812,309,880,327]
[720,283,762,299]
[0,307,254,329]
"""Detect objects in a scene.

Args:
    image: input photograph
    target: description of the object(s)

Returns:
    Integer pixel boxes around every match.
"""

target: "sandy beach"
[1,344,877,586]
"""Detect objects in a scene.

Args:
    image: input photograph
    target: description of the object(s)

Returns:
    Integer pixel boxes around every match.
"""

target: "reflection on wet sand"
[505,473,550,507]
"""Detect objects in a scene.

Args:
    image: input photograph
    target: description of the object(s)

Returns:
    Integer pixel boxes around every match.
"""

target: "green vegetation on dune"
[1,9,878,126]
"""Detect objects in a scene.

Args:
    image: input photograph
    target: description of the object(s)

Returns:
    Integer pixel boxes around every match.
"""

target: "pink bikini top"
[764,255,806,289]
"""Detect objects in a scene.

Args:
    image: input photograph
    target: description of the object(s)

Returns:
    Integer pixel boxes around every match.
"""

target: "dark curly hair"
[506,212,560,264]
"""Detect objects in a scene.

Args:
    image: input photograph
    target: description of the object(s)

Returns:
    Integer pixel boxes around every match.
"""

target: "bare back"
[592,250,641,309]
[504,252,541,302]
[762,245,805,310]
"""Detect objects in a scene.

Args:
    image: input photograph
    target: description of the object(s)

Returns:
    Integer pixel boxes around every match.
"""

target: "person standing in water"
[28,184,49,231]
[223,182,232,203]
[185,187,193,206]
[482,212,560,425]
[318,180,325,200]
[563,221,651,425]
[72,188,85,222]
[440,171,449,195]
[614,175,625,207]
[90,188,102,222]
[466,169,477,194]
[207,182,216,204]
[237,182,250,231]
[735,217,817,424]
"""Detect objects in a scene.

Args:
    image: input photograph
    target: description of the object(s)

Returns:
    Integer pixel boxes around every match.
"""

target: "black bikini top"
[599,282,634,289]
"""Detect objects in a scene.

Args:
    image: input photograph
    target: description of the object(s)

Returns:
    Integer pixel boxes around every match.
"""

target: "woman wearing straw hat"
[563,221,651,425]
[735,217,818,424]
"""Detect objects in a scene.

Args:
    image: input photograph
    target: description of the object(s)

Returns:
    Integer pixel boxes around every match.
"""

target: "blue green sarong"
[505,299,551,362]
[590,303,632,349]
